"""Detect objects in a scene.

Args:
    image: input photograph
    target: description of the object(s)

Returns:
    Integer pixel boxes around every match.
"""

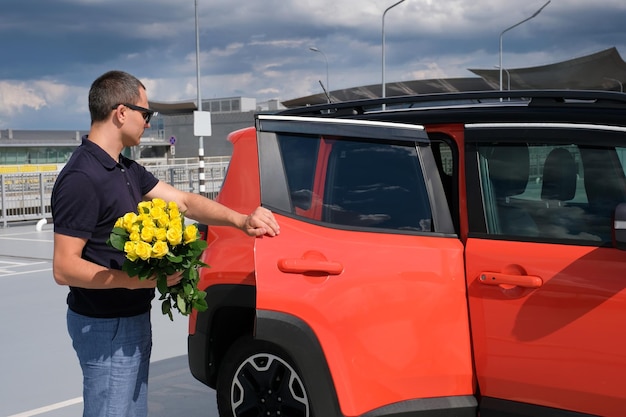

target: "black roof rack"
[278,90,626,117]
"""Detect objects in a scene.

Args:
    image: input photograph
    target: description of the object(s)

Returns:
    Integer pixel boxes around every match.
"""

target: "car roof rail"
[278,89,626,117]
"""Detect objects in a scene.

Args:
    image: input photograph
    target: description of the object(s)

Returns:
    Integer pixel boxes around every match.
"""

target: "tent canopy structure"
[148,100,197,115]
[283,47,626,108]
[469,47,626,91]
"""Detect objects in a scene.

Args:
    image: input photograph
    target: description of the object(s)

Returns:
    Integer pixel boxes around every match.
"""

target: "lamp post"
[194,0,206,196]
[309,47,330,99]
[499,0,550,91]
[382,0,406,108]
[494,65,511,90]
[604,77,624,93]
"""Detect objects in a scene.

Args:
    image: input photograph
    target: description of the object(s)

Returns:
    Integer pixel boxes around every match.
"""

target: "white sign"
[194,111,212,136]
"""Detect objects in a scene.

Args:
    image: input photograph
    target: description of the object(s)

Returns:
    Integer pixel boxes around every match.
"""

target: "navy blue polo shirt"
[51,137,159,318]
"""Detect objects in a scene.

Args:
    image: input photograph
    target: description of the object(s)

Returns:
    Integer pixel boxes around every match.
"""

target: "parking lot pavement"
[0,222,219,417]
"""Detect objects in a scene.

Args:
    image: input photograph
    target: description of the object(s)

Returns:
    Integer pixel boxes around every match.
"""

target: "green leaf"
[111,226,129,236]
[188,268,198,281]
[193,297,208,312]
[156,275,168,296]
[184,283,193,296]
[177,293,187,315]
[161,299,173,321]
[108,233,128,251]
[189,239,208,251]
[122,261,141,278]
[166,253,183,263]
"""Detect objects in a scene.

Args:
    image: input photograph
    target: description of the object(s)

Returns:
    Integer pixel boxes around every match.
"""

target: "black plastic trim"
[255,310,344,416]
[257,131,292,213]
[278,90,626,118]
[480,397,597,417]
[361,395,477,417]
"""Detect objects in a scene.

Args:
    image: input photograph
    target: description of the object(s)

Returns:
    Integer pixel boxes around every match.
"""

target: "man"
[51,70,279,417]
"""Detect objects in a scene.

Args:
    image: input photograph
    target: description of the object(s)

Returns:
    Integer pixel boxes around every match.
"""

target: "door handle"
[277,250,343,275]
[479,272,543,289]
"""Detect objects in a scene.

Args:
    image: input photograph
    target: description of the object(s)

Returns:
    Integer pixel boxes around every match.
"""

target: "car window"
[278,134,433,232]
[476,142,626,244]
[277,134,319,211]
[429,134,458,233]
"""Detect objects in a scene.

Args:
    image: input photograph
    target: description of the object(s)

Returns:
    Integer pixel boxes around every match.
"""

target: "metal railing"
[0,158,229,227]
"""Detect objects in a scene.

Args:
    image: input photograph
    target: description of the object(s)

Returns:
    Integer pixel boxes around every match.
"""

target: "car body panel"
[466,239,626,416]
[254,213,473,416]
[189,127,259,335]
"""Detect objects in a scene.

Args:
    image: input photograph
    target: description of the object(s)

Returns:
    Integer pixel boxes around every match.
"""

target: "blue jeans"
[67,309,152,417]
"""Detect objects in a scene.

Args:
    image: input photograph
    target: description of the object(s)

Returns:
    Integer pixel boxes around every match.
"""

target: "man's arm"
[144,181,280,237]
[52,233,160,289]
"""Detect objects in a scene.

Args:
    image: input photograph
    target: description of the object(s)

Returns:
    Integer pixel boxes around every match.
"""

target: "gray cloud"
[1,0,626,129]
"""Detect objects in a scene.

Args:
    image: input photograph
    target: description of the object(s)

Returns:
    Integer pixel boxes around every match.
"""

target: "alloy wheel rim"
[231,353,309,417]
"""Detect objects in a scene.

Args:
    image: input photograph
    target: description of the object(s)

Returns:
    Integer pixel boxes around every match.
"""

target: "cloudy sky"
[1,0,625,130]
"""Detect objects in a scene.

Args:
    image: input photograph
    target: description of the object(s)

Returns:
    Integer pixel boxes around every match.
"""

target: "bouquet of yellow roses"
[107,198,209,320]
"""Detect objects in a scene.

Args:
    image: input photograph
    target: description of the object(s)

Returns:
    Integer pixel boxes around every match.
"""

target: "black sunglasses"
[112,103,156,124]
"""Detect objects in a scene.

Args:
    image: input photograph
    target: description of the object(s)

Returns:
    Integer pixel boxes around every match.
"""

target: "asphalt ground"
[0,221,219,417]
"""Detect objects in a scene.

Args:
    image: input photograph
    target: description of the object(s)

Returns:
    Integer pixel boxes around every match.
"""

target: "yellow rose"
[141,226,156,243]
[122,212,138,231]
[152,198,167,209]
[129,231,141,242]
[141,216,155,228]
[124,241,138,261]
[135,241,152,261]
[168,201,178,211]
[151,241,169,258]
[166,227,183,246]
[151,206,165,220]
[154,228,167,241]
[114,217,124,229]
[137,201,152,215]
[156,214,170,228]
[131,224,140,234]
[169,217,182,230]
[169,209,181,222]
[183,224,198,244]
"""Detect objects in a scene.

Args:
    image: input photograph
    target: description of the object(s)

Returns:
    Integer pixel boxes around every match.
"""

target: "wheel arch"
[256,309,344,416]
[188,284,256,388]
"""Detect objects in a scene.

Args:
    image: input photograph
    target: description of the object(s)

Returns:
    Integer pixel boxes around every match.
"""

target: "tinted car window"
[278,134,319,211]
[278,134,432,232]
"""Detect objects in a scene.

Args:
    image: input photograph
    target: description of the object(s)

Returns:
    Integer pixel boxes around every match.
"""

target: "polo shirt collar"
[81,136,122,170]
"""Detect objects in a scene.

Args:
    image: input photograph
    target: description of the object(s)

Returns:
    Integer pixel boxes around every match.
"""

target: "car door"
[253,115,475,416]
[464,123,626,417]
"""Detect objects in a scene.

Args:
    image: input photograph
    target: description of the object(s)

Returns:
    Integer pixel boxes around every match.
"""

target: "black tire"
[216,336,311,417]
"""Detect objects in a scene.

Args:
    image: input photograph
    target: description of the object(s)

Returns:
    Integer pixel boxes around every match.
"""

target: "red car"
[189,90,626,417]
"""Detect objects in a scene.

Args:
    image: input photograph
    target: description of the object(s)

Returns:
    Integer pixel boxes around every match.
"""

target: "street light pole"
[499,0,550,91]
[309,47,330,99]
[194,0,206,196]
[382,0,406,108]
[494,65,511,90]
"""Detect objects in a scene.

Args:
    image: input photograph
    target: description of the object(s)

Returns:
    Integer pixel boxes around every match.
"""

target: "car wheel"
[216,336,311,417]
